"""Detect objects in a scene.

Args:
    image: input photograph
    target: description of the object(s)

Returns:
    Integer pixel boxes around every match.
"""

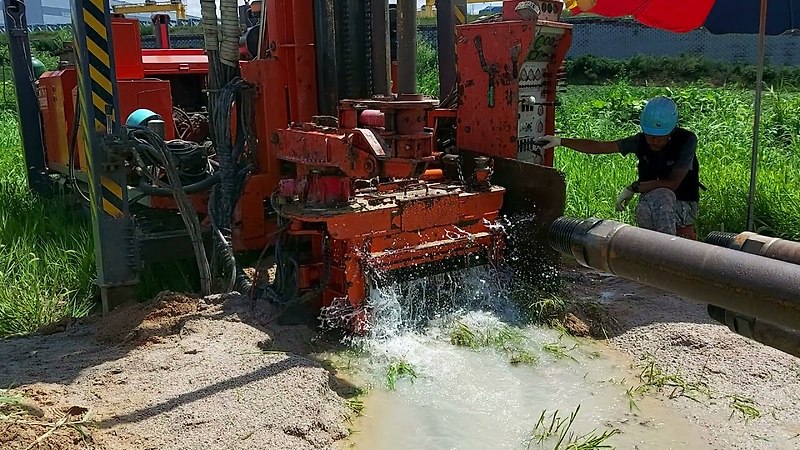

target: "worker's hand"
[615,187,635,212]
[537,135,561,150]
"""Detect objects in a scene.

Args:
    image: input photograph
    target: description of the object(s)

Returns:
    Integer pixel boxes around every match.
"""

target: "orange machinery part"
[454,8,572,167]
[38,68,77,172]
[229,0,321,251]
[40,27,177,176]
[281,183,505,332]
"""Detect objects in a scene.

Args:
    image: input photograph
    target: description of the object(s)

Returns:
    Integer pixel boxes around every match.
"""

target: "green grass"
[386,359,417,391]
[509,349,540,366]
[633,356,711,403]
[542,342,578,362]
[417,39,440,97]
[527,405,620,450]
[0,111,96,337]
[449,321,540,366]
[449,321,527,350]
[727,395,762,423]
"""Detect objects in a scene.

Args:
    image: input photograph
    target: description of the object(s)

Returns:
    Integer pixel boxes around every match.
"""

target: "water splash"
[329,255,707,450]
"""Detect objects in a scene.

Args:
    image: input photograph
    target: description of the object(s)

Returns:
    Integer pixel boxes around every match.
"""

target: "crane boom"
[112,0,187,19]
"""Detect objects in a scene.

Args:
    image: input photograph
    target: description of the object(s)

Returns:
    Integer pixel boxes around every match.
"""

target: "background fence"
[419,19,800,66]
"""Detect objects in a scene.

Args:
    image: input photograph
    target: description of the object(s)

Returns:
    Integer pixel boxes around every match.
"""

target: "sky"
[183,1,501,18]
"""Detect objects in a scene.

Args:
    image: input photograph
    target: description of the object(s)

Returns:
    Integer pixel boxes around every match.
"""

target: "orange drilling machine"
[10,0,571,332]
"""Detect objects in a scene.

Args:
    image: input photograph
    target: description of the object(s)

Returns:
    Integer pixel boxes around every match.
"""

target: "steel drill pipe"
[397,0,417,95]
[703,231,800,356]
[707,304,800,358]
[707,231,800,266]
[550,217,800,332]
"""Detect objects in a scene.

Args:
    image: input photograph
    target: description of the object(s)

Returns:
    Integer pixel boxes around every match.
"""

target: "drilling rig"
[5,0,572,332]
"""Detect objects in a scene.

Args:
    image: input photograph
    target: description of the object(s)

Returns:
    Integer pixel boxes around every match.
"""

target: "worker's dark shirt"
[617,128,700,202]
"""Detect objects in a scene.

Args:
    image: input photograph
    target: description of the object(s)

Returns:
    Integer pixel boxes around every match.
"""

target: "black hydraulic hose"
[137,172,220,196]
[207,78,255,295]
[68,100,91,202]
[128,128,213,296]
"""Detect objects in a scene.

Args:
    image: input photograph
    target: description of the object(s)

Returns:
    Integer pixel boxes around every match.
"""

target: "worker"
[539,96,701,238]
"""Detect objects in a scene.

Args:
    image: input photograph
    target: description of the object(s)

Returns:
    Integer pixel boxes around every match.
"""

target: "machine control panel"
[517,24,567,163]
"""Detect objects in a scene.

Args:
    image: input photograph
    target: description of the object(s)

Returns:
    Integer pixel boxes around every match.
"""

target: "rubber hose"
[137,172,220,196]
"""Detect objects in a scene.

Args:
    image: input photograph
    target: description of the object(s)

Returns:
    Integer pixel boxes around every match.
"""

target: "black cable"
[111,128,214,296]
[207,78,255,294]
[136,172,220,196]
[68,101,91,203]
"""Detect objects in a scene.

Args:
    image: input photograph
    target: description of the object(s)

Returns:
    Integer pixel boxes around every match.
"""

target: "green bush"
[417,38,440,96]
[565,54,800,88]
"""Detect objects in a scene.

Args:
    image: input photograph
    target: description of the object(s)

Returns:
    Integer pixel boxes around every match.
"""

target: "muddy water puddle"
[322,269,709,450]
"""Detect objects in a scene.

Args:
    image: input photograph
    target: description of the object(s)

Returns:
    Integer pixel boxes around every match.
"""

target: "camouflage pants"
[635,188,699,235]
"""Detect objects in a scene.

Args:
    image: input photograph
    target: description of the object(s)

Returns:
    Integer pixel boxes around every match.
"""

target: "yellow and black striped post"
[454,0,467,27]
[71,0,138,312]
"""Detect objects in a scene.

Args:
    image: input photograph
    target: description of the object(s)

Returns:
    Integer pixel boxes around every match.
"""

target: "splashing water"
[325,266,709,450]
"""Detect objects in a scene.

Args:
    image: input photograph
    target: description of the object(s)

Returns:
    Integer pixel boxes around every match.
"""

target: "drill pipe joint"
[550,217,800,334]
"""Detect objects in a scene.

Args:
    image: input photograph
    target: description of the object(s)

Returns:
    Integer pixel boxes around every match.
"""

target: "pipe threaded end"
[706,231,737,248]
[549,217,583,256]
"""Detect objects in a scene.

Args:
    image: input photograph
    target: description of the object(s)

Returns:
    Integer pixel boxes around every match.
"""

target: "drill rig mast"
[10,0,573,332]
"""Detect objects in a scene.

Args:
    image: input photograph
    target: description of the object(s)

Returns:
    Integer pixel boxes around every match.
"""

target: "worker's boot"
[677,224,697,240]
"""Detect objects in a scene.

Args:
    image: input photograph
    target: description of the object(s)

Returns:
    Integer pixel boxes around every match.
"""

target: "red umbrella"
[569,0,800,231]
[569,0,715,33]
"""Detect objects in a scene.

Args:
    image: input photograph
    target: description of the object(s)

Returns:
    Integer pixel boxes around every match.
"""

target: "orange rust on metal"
[280,180,505,331]
[456,21,535,159]
[455,17,572,165]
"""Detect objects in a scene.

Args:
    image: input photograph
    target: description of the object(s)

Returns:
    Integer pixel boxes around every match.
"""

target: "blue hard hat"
[126,109,162,129]
[640,96,678,136]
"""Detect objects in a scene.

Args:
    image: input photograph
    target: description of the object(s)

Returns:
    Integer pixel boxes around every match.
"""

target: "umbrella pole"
[747,0,768,231]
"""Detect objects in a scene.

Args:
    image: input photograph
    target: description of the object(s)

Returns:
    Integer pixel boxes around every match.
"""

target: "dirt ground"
[2,263,799,450]
[0,292,351,450]
[563,263,800,450]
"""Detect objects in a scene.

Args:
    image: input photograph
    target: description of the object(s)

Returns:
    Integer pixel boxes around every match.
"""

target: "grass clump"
[526,294,568,325]
[342,385,369,417]
[449,321,540,366]
[449,321,525,350]
[727,395,761,423]
[449,321,543,366]
[509,349,540,366]
[633,356,711,402]
[542,342,578,362]
[386,359,417,391]
[450,321,479,348]
[527,405,620,450]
